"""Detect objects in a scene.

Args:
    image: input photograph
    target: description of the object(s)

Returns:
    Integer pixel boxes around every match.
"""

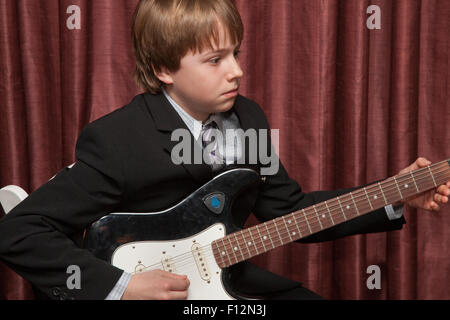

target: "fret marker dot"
[234,247,238,251]
[346,205,350,209]
[288,220,291,224]
[292,232,296,236]
[404,184,409,188]
[221,252,225,256]
[263,236,267,240]
[374,195,378,200]
[322,214,326,218]
[248,242,252,246]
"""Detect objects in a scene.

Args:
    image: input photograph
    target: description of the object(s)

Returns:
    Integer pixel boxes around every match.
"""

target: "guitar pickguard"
[111,223,234,300]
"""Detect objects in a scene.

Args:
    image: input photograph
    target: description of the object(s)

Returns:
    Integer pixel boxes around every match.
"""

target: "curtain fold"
[0,0,449,299]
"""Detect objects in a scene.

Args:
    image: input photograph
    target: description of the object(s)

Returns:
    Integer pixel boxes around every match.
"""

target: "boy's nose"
[227,59,243,81]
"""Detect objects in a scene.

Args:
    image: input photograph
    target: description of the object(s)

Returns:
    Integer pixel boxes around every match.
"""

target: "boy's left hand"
[396,157,450,212]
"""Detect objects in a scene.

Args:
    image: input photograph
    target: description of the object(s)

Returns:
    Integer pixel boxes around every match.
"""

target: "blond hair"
[132,0,244,94]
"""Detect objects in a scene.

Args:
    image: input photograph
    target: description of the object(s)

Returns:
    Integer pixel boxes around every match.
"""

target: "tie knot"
[202,120,218,131]
[200,119,224,170]
[201,120,218,146]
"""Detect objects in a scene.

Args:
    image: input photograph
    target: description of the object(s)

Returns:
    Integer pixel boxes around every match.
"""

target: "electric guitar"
[83,159,450,299]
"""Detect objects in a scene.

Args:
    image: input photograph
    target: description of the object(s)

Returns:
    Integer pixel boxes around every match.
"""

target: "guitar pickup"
[161,255,176,273]
[191,243,211,282]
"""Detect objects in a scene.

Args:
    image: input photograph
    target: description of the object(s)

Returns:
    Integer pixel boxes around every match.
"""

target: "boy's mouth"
[223,88,239,95]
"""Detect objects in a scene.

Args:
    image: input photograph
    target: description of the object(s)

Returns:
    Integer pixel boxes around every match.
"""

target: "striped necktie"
[201,120,224,170]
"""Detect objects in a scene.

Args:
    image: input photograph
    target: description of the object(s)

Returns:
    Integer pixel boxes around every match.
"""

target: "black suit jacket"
[0,92,405,299]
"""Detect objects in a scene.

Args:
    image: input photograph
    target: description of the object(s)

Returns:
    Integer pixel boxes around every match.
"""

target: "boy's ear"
[152,64,174,85]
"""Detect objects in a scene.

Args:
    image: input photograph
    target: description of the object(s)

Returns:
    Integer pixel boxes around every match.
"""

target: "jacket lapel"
[142,93,213,183]
[233,95,256,132]
[232,95,261,171]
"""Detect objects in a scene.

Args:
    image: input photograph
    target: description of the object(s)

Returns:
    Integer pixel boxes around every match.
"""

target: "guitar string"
[209,167,450,267]
[135,167,450,272]
[282,165,450,233]
[279,162,450,226]
[129,165,450,273]
[172,168,449,272]
[317,161,449,211]
[128,166,450,272]
[196,166,448,271]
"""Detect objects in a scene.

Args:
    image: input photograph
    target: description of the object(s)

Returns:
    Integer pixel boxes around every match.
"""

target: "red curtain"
[0,0,449,299]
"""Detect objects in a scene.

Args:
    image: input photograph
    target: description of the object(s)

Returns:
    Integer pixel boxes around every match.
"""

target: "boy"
[0,0,449,300]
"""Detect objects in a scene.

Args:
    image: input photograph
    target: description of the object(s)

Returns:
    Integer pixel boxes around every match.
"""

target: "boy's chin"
[215,98,237,113]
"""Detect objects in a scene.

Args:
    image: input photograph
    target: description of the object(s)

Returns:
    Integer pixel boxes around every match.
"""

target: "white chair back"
[0,185,29,214]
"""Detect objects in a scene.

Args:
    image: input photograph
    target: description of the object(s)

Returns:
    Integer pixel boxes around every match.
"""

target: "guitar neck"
[212,159,450,268]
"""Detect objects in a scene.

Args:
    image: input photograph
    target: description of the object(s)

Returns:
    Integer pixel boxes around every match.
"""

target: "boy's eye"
[210,57,221,64]
[208,50,241,64]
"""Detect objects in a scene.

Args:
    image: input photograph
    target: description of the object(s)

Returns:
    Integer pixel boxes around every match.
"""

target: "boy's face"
[159,23,243,122]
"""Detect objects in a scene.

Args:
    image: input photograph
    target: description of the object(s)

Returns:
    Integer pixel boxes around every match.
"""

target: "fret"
[363,187,374,210]
[273,218,284,245]
[350,192,360,215]
[247,228,260,255]
[313,206,324,229]
[255,224,267,252]
[282,216,294,241]
[233,233,245,262]
[393,176,404,200]
[302,209,313,234]
[337,196,347,220]
[286,215,299,239]
[227,236,239,264]
[314,203,336,227]
[398,174,416,198]
[264,222,275,249]
[292,212,303,238]
[324,201,335,225]
[373,182,392,206]
[410,172,420,192]
[377,182,388,205]
[427,166,437,187]
[220,238,232,267]
[240,230,252,258]
[213,240,226,268]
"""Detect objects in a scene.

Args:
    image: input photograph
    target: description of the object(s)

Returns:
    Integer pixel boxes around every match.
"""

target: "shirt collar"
[162,88,223,140]
[162,88,203,140]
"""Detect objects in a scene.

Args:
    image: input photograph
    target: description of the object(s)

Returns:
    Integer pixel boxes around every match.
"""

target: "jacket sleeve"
[0,123,125,299]
[249,103,405,243]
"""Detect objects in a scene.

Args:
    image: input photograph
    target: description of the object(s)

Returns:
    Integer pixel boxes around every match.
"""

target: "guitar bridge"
[191,243,211,282]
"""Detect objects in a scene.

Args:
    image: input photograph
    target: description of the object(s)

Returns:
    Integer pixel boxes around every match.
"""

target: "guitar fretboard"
[212,160,450,268]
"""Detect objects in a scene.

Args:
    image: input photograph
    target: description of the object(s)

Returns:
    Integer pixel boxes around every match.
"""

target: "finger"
[430,201,440,211]
[156,269,188,280]
[167,290,189,300]
[434,193,448,204]
[405,158,426,172]
[166,276,190,291]
[417,157,431,168]
[437,184,450,196]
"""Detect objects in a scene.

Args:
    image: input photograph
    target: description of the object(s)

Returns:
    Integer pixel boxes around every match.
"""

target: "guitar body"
[83,168,261,300]
[84,159,450,299]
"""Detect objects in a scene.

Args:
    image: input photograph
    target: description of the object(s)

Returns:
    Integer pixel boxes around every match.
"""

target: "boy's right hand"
[121,269,190,300]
